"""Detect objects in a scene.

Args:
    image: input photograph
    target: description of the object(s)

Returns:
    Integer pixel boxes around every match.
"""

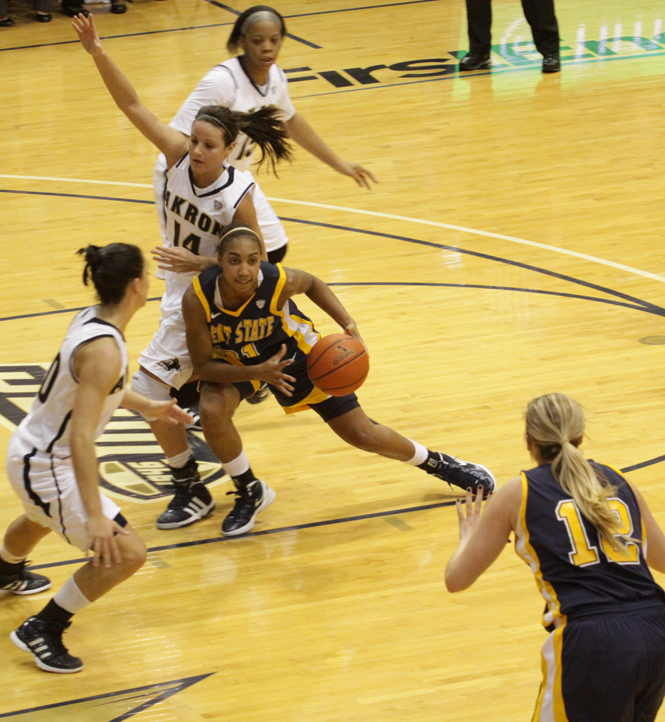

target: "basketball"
[306,334,369,396]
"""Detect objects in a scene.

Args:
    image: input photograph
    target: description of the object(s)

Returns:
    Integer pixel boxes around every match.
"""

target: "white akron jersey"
[14,306,128,457]
[160,153,255,317]
[169,57,296,172]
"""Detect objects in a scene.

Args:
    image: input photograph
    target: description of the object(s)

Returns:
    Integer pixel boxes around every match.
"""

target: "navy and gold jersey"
[515,462,665,630]
[191,261,329,410]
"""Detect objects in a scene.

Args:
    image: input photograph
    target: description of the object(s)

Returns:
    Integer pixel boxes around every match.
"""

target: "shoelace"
[225,488,257,518]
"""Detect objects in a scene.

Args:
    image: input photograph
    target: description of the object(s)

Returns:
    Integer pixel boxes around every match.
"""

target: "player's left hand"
[149,399,194,425]
[337,161,378,190]
[152,246,210,274]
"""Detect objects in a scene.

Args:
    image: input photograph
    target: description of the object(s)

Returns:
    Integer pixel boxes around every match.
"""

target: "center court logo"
[0,364,226,502]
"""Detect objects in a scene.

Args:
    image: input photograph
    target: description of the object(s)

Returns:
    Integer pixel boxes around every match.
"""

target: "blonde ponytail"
[526,394,633,552]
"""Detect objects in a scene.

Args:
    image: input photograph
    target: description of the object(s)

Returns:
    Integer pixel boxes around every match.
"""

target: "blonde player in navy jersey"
[0,244,192,674]
[152,4,377,273]
[181,224,495,536]
[446,393,665,722]
[73,13,293,532]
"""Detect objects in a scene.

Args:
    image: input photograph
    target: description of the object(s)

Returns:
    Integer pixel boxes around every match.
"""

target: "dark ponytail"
[227,5,287,54]
[77,243,144,306]
[195,105,292,174]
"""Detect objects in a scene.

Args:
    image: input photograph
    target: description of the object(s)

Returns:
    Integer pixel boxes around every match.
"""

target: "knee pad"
[131,370,173,421]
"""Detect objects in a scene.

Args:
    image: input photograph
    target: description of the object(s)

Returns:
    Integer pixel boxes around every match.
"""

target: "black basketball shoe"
[11,617,83,673]
[0,562,51,596]
[156,457,216,529]
[246,382,271,405]
[222,479,276,536]
[426,452,496,496]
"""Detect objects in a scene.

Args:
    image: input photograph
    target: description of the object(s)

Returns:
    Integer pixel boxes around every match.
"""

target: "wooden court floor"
[2,0,665,719]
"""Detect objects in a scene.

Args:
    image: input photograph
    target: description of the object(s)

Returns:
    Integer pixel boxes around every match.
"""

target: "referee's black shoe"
[0,562,51,596]
[458,52,491,71]
[542,55,561,73]
[157,458,216,529]
[425,452,496,497]
[11,617,83,674]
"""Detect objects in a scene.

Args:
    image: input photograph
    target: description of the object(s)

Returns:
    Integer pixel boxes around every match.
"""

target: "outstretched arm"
[277,267,362,343]
[284,113,377,190]
[72,14,188,168]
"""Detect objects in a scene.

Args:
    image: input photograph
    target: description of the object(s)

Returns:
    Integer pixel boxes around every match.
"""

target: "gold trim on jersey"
[192,275,212,323]
[270,264,321,354]
[209,347,261,394]
[515,473,565,630]
[532,624,568,722]
[282,385,330,414]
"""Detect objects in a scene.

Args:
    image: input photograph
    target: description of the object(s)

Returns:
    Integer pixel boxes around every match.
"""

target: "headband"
[195,114,230,135]
[240,9,282,35]
[219,226,260,243]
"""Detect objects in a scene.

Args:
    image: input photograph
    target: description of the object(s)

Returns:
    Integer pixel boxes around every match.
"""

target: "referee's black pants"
[465,0,560,57]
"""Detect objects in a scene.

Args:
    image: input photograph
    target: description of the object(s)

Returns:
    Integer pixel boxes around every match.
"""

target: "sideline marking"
[2,175,664,284]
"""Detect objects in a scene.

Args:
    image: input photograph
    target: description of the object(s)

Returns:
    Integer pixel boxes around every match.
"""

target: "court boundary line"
[27,449,665,570]
[1,183,663,285]
[0,282,659,324]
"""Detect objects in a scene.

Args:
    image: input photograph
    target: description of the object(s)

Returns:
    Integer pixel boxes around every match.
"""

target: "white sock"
[167,449,193,469]
[404,440,429,466]
[224,450,250,478]
[53,576,92,615]
[0,543,26,565]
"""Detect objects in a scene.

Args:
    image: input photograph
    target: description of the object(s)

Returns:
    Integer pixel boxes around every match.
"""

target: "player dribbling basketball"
[182,223,496,536]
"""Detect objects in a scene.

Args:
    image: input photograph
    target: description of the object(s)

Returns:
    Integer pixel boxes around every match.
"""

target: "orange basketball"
[306,334,369,396]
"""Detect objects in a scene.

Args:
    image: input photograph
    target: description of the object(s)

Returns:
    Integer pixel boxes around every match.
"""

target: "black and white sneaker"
[426,452,496,496]
[246,382,271,406]
[222,480,276,536]
[0,562,51,596]
[11,617,83,673]
[156,458,216,529]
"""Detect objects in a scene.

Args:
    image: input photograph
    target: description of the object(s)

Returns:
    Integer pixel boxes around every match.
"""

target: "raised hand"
[71,12,102,56]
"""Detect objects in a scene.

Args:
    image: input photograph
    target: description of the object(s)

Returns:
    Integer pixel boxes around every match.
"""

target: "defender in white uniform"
[153,5,377,265]
[154,55,294,258]
[7,307,128,548]
[1,243,192,674]
[74,13,293,532]
[141,153,257,390]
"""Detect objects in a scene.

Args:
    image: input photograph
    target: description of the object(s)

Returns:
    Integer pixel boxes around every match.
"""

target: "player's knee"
[121,534,147,572]
[339,424,380,453]
[199,385,238,426]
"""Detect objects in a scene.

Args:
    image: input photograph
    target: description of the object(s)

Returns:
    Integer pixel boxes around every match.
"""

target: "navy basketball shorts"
[533,603,665,722]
